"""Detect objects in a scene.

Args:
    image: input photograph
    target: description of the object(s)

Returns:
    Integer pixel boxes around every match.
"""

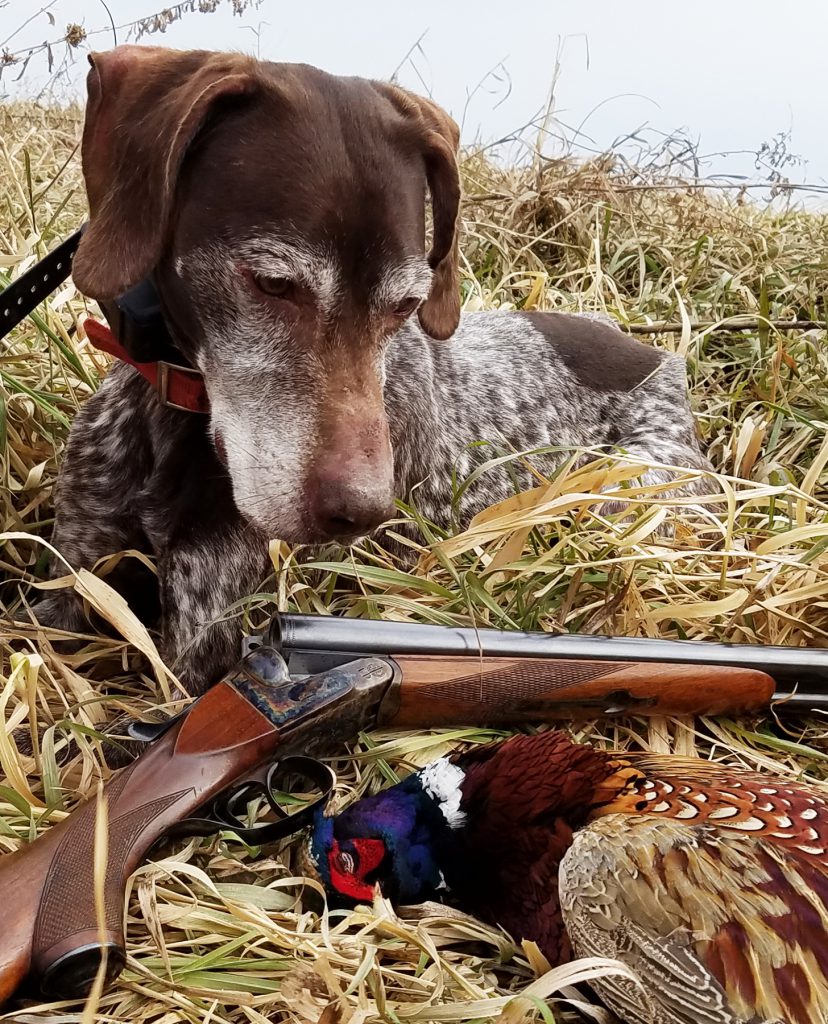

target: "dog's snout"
[307,419,396,541]
[311,474,395,540]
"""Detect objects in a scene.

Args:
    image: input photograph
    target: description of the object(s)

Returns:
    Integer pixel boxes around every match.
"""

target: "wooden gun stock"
[0,681,279,1003]
[383,657,776,725]
[0,649,391,1006]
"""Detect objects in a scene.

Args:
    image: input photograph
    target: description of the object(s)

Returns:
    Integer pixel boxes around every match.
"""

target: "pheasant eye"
[334,850,355,875]
[328,841,371,901]
[327,837,387,902]
[351,837,387,875]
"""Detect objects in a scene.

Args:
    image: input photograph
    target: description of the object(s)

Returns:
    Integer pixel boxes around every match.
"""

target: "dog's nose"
[307,401,396,542]
[310,475,396,541]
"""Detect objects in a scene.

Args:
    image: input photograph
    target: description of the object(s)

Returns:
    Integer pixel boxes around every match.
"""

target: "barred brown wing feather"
[620,753,828,796]
[595,757,828,866]
[560,815,828,1024]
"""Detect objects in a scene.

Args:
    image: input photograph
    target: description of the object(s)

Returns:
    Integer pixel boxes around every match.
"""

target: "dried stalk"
[627,319,828,335]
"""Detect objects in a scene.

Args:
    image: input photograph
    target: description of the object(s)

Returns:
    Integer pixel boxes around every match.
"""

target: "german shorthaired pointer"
[34,46,712,694]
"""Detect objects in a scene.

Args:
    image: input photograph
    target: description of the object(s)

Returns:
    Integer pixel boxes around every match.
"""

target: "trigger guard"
[214,756,336,845]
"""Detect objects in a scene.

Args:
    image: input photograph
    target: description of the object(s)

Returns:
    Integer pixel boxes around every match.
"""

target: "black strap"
[1,223,188,365]
[0,228,84,341]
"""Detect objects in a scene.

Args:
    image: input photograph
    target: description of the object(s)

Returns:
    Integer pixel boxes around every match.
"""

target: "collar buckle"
[156,360,207,413]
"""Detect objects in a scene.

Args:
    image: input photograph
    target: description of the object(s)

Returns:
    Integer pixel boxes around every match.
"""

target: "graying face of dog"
[169,237,432,542]
[71,47,462,543]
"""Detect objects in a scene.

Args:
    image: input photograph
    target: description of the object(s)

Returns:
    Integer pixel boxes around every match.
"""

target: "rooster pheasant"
[310,730,828,1024]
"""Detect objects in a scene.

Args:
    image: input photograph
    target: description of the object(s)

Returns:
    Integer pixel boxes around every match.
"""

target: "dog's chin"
[241,516,316,546]
[236,505,367,549]
[273,530,370,551]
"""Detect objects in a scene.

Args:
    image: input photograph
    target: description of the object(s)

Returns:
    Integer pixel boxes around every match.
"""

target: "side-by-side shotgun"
[0,613,825,1006]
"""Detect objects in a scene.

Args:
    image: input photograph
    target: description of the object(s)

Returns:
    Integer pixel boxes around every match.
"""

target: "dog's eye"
[251,273,294,300]
[391,297,421,318]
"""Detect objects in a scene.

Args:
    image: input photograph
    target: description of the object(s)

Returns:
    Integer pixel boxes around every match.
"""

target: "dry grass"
[1,100,828,1023]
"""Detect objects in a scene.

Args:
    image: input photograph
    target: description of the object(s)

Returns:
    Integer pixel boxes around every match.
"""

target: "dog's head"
[72,45,461,543]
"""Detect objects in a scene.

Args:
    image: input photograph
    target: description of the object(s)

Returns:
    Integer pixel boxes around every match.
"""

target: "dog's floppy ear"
[73,45,259,300]
[375,84,462,341]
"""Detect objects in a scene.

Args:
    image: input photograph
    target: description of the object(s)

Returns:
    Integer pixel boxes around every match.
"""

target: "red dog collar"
[84,318,209,414]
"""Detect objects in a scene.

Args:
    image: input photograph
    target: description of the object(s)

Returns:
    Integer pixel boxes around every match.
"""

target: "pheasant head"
[310,759,463,905]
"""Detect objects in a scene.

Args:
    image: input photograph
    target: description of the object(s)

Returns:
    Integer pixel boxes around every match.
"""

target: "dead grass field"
[1,102,827,1023]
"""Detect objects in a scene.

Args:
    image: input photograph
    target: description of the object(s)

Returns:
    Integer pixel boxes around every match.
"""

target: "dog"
[33,45,713,696]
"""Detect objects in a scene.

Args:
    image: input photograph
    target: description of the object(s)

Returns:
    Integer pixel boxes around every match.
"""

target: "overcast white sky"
[2,0,828,192]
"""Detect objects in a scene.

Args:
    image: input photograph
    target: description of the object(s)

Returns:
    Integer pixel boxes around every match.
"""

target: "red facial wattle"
[328,837,387,901]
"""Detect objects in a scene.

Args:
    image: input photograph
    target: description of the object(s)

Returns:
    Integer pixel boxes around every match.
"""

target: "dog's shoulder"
[515,310,668,393]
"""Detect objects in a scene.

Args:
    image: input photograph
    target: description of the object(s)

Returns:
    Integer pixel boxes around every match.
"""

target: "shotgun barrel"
[274,613,828,709]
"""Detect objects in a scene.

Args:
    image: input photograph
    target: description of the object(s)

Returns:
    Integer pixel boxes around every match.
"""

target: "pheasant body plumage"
[310,731,828,1024]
